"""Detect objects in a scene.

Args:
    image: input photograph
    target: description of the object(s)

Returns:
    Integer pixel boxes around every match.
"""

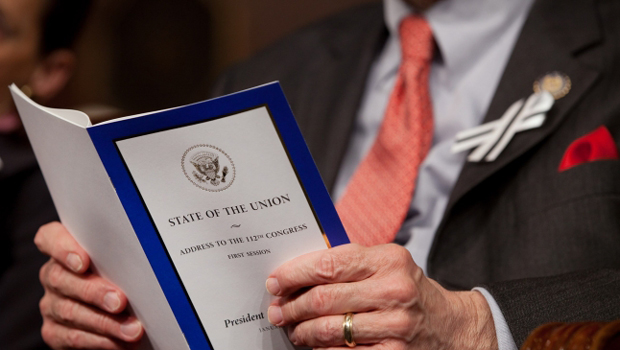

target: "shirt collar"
[384,0,534,74]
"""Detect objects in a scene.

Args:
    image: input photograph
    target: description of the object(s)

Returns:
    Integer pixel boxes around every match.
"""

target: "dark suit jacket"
[212,0,620,345]
[0,134,55,350]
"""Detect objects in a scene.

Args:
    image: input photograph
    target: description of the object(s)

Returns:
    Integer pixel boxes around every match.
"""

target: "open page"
[10,85,189,350]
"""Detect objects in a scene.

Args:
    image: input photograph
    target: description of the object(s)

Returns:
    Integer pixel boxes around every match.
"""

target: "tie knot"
[399,15,434,62]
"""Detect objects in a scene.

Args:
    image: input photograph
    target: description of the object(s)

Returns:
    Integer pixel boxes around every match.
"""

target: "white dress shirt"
[332,0,534,349]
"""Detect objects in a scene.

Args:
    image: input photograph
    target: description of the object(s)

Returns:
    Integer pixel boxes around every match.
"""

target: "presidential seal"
[182,144,235,192]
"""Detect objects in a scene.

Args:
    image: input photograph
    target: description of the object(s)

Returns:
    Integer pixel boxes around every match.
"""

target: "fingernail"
[266,278,281,296]
[290,333,299,346]
[103,292,121,312]
[66,253,83,272]
[120,319,142,340]
[268,306,283,325]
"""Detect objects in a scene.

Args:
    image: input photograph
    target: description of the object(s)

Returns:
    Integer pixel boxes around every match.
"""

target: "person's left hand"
[265,243,498,349]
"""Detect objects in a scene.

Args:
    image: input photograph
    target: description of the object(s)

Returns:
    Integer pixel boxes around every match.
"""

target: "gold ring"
[343,312,356,347]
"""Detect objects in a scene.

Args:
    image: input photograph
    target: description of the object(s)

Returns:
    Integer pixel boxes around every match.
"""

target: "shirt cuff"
[472,287,518,350]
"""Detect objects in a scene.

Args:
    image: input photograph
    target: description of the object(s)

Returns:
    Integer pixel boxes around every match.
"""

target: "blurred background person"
[0,1,92,349]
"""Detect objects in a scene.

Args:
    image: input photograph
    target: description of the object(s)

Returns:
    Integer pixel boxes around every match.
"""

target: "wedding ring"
[343,312,356,347]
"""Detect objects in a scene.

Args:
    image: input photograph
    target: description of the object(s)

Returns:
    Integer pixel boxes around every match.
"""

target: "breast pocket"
[515,160,620,275]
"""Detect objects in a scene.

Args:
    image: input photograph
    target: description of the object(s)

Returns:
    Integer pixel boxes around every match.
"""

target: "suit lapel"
[299,4,387,192]
[446,0,600,216]
[429,0,602,271]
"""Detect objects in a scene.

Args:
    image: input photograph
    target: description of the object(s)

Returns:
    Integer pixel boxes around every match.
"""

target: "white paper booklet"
[10,83,348,350]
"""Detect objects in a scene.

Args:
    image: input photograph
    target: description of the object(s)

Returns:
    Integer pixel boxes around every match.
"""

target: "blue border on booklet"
[87,82,349,350]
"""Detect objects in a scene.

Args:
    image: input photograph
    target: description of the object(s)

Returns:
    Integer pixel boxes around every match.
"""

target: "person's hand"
[35,222,144,350]
[265,243,498,349]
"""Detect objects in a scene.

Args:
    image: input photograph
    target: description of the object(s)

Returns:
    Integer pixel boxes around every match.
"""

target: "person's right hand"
[35,222,144,350]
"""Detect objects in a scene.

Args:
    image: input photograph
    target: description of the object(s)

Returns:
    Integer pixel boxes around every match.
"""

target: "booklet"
[10,82,348,350]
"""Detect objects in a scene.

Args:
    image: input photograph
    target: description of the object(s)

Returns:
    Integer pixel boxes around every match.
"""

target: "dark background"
[53,0,377,119]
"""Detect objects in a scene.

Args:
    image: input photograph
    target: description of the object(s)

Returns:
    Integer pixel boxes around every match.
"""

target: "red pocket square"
[558,126,619,172]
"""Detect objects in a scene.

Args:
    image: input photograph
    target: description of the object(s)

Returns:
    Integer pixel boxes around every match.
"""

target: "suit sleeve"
[483,269,620,346]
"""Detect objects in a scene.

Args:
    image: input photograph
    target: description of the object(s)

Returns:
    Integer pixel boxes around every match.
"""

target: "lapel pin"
[452,91,555,162]
[533,71,571,100]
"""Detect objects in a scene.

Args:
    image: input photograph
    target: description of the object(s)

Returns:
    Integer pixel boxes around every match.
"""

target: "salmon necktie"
[336,16,434,246]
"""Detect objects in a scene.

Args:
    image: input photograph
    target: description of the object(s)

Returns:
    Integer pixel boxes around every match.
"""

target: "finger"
[41,318,139,350]
[270,280,393,326]
[288,311,419,348]
[40,259,127,313]
[40,292,143,343]
[316,344,398,350]
[267,243,379,296]
[35,222,90,274]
